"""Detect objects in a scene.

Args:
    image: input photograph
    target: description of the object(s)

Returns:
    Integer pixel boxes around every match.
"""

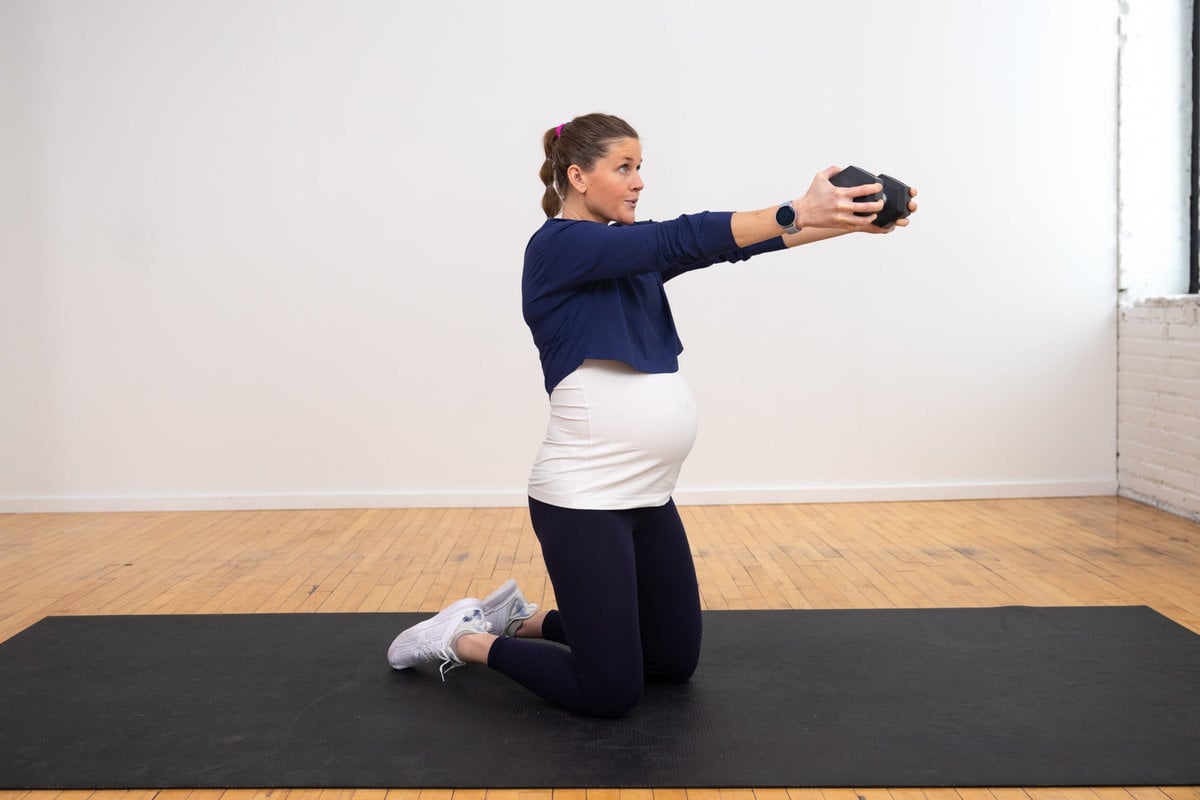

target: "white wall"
[0,1,1120,512]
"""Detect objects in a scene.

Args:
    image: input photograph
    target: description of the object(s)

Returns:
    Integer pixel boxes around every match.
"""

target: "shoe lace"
[435,645,466,682]
[408,639,465,681]
[423,613,491,681]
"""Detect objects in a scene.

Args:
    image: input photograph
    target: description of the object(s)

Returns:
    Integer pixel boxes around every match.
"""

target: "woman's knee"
[576,650,696,716]
[578,668,644,718]
[641,616,701,684]
[646,645,699,685]
[581,686,642,718]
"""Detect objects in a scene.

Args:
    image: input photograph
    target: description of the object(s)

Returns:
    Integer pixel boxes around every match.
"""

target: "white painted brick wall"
[1117,296,1200,521]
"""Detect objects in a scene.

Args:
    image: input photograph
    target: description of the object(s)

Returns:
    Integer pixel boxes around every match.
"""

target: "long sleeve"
[521,212,786,395]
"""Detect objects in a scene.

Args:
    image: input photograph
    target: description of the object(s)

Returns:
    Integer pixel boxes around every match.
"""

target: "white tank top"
[528,359,699,510]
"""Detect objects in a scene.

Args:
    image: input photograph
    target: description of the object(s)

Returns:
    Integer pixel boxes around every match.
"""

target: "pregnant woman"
[387,112,918,717]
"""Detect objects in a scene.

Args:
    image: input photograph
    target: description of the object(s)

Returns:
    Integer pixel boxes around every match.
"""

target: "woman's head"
[540,113,640,219]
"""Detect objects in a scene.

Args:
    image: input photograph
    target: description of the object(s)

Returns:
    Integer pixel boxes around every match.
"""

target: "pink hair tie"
[555,123,565,138]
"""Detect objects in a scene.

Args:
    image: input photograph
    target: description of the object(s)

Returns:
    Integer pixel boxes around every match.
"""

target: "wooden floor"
[1,496,1198,800]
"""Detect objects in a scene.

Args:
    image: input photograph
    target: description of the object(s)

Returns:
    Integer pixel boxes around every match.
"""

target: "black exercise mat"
[0,607,1198,789]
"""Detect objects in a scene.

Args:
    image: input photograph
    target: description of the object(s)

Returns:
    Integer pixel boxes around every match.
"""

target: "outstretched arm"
[731,166,919,248]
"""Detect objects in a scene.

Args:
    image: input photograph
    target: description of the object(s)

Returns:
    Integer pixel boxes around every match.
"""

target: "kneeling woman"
[387,112,918,717]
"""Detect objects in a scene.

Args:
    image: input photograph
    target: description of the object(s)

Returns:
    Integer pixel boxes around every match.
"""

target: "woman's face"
[574,137,644,225]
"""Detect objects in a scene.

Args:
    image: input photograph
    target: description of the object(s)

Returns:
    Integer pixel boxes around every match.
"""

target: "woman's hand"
[863,186,920,234]
[792,166,917,231]
[730,174,918,248]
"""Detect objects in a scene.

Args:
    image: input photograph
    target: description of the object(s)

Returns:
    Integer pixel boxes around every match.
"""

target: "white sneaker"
[387,598,491,679]
[482,579,538,638]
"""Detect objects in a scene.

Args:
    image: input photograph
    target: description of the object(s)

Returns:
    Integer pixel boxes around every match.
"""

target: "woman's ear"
[566,164,587,194]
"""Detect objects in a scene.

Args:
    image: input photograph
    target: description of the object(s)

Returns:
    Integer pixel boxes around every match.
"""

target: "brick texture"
[1117,296,1200,521]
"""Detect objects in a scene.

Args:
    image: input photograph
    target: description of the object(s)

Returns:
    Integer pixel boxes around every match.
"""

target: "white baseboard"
[674,479,1119,506]
[0,491,525,514]
[0,479,1118,514]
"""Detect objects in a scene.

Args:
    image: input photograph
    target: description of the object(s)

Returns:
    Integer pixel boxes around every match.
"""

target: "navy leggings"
[486,497,703,717]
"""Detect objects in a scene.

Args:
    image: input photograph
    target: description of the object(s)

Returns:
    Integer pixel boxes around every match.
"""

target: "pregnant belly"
[530,360,698,508]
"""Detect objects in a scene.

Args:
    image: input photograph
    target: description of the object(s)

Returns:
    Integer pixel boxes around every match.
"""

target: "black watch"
[775,201,801,235]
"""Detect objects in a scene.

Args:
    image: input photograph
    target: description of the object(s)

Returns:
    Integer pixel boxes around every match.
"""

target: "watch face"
[775,203,796,227]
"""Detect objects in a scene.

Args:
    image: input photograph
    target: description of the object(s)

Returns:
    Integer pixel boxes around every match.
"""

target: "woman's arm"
[663,185,919,281]
[730,166,918,248]
[779,227,853,247]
